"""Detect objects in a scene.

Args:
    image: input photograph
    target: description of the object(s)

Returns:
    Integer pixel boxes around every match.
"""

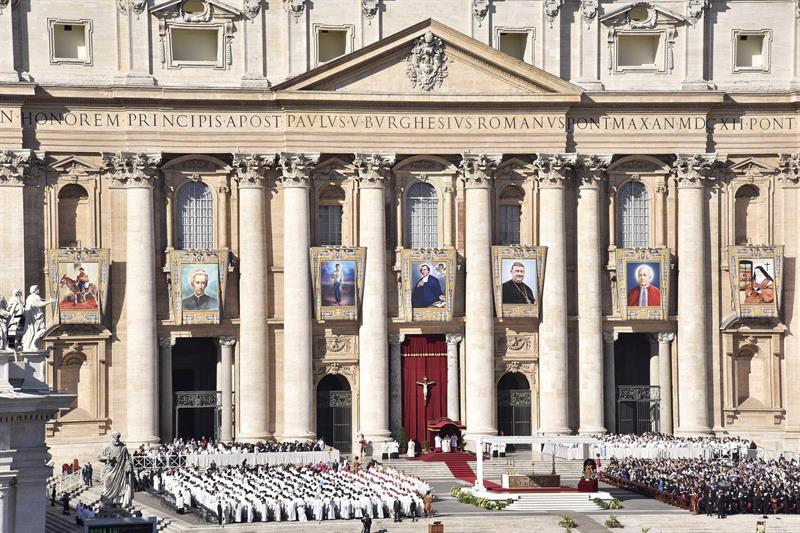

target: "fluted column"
[534,153,576,435]
[354,153,395,446]
[446,333,462,421]
[104,152,161,444]
[673,154,717,435]
[603,331,618,433]
[232,153,274,441]
[461,153,501,442]
[218,336,236,442]
[0,150,35,298]
[658,332,675,434]
[158,337,175,443]
[279,152,319,441]
[388,334,405,435]
[577,155,610,434]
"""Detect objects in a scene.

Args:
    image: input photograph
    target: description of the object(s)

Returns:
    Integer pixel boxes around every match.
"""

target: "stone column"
[0,479,12,533]
[217,185,230,248]
[658,332,675,434]
[461,153,501,441]
[575,1,603,90]
[673,154,717,434]
[0,0,18,82]
[279,152,319,441]
[388,334,405,435]
[164,185,175,250]
[232,153,274,441]
[0,150,35,298]
[104,152,161,444]
[534,154,575,434]
[158,337,174,443]
[354,153,395,446]
[218,336,236,442]
[603,331,618,433]
[577,155,610,434]
[648,336,660,388]
[446,334,462,421]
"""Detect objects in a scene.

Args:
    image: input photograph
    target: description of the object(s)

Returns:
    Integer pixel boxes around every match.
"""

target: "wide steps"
[503,493,605,512]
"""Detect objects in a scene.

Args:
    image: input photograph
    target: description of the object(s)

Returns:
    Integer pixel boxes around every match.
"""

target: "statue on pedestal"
[98,432,133,508]
[5,289,24,349]
[0,295,10,350]
[20,285,51,352]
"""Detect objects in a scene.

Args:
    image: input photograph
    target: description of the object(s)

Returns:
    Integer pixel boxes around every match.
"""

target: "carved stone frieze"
[495,359,537,382]
[361,0,379,21]
[279,152,320,187]
[496,334,535,356]
[0,149,36,186]
[473,0,490,24]
[102,152,162,188]
[314,361,358,384]
[243,0,262,18]
[314,335,355,357]
[284,0,306,21]
[232,153,275,188]
[354,153,396,188]
[686,0,709,22]
[406,32,448,92]
[532,153,576,187]
[459,153,501,188]
[672,153,721,187]
[580,0,598,23]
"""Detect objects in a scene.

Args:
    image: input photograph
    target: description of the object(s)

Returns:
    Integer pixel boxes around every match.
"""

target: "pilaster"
[241,1,270,87]
[542,0,563,76]
[0,149,37,298]
[682,1,711,90]
[575,1,603,90]
[116,1,155,85]
[388,334,405,435]
[0,0,20,82]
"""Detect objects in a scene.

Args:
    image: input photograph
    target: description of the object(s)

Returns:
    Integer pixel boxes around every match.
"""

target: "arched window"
[176,181,213,250]
[405,182,438,248]
[734,185,760,245]
[58,184,91,247]
[318,185,345,246]
[617,181,649,248]
[498,185,524,245]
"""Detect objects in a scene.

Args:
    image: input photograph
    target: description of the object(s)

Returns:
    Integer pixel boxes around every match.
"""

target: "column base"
[241,75,271,88]
[578,426,607,435]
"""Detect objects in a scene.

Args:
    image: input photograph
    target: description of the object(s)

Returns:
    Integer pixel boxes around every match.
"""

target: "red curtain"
[401,335,448,447]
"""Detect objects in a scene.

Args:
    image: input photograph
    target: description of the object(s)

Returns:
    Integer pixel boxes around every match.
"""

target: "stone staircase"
[502,492,609,513]
[384,455,584,484]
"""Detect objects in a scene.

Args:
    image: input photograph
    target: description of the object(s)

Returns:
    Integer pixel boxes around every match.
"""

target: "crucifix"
[416,376,436,405]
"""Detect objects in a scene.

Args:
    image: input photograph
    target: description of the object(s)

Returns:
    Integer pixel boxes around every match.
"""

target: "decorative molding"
[314,362,358,384]
[232,153,275,188]
[314,336,354,357]
[473,0,490,25]
[354,153,396,188]
[603,331,619,343]
[102,152,162,188]
[445,333,462,345]
[218,336,237,347]
[576,154,612,187]
[532,153,576,188]
[243,0,261,18]
[580,0,598,25]
[776,153,800,184]
[279,152,320,187]
[388,334,406,346]
[0,149,36,186]
[544,0,562,26]
[406,31,448,92]
[672,153,721,187]
[459,153,501,188]
[361,0,379,22]
[284,0,306,21]
[686,0,709,22]
[496,335,535,356]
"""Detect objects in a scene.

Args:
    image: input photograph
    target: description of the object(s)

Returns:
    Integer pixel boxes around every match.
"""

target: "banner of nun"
[310,247,366,321]
[400,249,456,322]
[47,248,110,325]
[728,245,783,318]
[491,245,547,318]
[615,248,670,321]
[168,249,230,325]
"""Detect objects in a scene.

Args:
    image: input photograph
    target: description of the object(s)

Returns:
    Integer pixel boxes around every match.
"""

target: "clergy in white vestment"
[338,494,351,518]
[352,495,363,518]
[285,497,297,521]
[442,437,451,453]
[434,434,442,450]
[295,497,307,521]
[407,440,416,457]
[372,494,385,518]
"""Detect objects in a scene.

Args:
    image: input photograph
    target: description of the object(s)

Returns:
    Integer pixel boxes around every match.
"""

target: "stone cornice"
[278,152,320,188]
[0,149,37,186]
[102,152,162,188]
[532,153,576,188]
[672,153,721,188]
[459,153,502,188]
[232,153,275,189]
[353,153,396,188]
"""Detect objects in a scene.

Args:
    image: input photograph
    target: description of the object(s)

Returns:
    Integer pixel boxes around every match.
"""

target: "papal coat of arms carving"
[406,31,448,91]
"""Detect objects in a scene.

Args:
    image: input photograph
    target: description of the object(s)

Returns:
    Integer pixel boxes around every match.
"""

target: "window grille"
[176,181,214,250]
[318,204,343,246]
[499,204,521,245]
[617,181,649,248]
[404,182,438,248]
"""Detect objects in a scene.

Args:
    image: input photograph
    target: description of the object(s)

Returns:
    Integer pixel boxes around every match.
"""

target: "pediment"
[151,0,242,19]
[274,19,582,99]
[728,158,776,175]
[49,155,101,175]
[600,2,688,28]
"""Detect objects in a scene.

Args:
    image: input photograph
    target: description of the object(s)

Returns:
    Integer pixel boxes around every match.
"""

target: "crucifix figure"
[416,376,436,405]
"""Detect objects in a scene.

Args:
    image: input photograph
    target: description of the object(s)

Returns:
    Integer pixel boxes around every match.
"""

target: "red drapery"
[401,335,448,448]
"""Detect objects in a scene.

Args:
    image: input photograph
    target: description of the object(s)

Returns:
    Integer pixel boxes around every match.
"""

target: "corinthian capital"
[232,153,275,189]
[459,153,501,188]
[0,149,37,186]
[533,153,577,188]
[102,152,162,188]
[777,153,800,185]
[672,153,721,188]
[354,153,396,188]
[576,154,612,188]
[278,152,320,187]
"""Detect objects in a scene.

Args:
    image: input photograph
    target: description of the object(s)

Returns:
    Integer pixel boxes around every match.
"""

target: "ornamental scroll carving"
[473,0,489,24]
[117,0,146,15]
[314,336,354,357]
[102,152,162,188]
[777,153,800,184]
[232,153,275,188]
[314,362,358,386]
[672,153,721,186]
[406,32,448,92]
[243,0,262,18]
[495,335,535,356]
[285,0,306,21]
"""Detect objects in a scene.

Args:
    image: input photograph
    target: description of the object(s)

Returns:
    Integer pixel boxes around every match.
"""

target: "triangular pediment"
[151,0,242,18]
[728,157,776,175]
[49,155,101,175]
[600,3,689,27]
[274,19,582,99]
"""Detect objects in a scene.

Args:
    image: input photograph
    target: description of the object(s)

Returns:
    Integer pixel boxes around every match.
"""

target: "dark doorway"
[615,333,659,434]
[316,374,352,453]
[172,338,218,440]
[497,372,532,451]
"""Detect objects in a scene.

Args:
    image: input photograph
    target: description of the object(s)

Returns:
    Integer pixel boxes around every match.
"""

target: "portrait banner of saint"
[401,248,456,322]
[47,248,110,325]
[491,246,547,318]
[310,247,366,321]
[728,245,783,318]
[168,249,229,325]
[615,248,670,321]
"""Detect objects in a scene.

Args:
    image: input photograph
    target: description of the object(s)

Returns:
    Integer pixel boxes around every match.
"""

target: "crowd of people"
[132,437,327,459]
[153,459,432,524]
[603,455,800,516]
[593,432,754,451]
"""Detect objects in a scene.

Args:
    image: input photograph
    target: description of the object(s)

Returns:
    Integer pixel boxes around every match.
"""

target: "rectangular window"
[49,20,92,65]
[318,30,348,64]
[617,34,660,68]
[733,31,770,73]
[171,28,220,63]
[499,205,521,245]
[319,205,343,246]
[498,32,527,61]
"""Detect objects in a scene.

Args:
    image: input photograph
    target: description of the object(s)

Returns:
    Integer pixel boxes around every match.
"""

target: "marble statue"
[98,432,133,508]
[6,289,23,348]
[0,295,9,350]
[20,285,51,352]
